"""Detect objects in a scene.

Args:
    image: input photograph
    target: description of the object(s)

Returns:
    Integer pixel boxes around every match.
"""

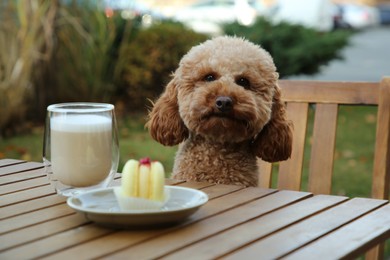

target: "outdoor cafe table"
[1,159,389,259]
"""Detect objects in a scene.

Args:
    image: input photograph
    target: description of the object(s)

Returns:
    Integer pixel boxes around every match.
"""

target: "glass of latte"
[43,103,119,196]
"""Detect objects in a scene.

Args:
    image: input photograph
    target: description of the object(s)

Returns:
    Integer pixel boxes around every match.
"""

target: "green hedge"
[0,1,55,135]
[223,18,351,78]
[115,21,207,110]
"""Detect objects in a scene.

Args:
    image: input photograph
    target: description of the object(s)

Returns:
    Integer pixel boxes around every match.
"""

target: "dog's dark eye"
[236,77,251,89]
[204,74,216,82]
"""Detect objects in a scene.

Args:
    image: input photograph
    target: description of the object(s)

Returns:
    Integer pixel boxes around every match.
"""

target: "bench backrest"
[258,77,390,200]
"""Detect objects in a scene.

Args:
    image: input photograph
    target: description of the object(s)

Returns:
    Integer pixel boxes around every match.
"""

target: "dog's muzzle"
[215,96,233,112]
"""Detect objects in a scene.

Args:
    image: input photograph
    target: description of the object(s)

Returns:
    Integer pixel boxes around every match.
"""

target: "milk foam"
[51,115,112,132]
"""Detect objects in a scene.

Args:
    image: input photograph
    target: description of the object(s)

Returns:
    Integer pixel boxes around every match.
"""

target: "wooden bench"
[258,77,390,259]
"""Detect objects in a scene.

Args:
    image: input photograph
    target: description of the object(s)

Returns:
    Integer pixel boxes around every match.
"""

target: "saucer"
[67,186,208,228]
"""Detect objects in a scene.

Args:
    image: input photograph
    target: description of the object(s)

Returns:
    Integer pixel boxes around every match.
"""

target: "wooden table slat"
[0,159,25,167]
[175,180,216,189]
[97,191,311,260]
[0,194,66,220]
[1,158,389,259]
[189,186,277,220]
[0,203,75,234]
[0,185,55,207]
[0,177,49,195]
[0,186,277,259]
[163,194,349,260]
[0,162,43,176]
[0,181,219,234]
[0,213,88,251]
[181,182,244,199]
[0,168,46,185]
[223,198,388,259]
[0,223,114,260]
[285,203,390,260]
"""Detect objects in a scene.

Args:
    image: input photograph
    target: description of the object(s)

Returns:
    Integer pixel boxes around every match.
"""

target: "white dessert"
[115,158,167,210]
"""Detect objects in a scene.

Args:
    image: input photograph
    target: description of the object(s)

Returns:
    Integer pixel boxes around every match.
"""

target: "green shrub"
[30,1,141,122]
[0,1,55,136]
[43,1,118,103]
[115,22,208,110]
[223,18,351,78]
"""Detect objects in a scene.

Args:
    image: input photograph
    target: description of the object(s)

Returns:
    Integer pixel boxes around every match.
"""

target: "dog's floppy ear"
[252,84,293,162]
[146,77,189,146]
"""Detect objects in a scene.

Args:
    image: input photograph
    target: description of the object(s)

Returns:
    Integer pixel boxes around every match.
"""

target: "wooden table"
[1,159,389,259]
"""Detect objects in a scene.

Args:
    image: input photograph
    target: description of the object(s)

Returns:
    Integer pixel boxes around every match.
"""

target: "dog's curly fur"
[146,36,293,187]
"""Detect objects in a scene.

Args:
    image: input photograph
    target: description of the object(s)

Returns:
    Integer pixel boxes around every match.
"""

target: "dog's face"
[147,36,292,162]
[175,37,278,142]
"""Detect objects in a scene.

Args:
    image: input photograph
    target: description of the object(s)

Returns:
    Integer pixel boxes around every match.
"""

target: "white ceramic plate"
[67,186,208,228]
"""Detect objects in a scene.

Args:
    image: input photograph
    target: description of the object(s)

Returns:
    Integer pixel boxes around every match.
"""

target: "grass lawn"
[116,114,178,172]
[0,106,383,198]
[304,105,378,198]
[263,105,378,198]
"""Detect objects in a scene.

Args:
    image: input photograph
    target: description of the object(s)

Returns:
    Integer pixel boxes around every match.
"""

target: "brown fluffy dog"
[146,36,292,187]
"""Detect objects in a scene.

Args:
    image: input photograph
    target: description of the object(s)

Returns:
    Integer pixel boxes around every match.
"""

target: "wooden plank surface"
[286,203,390,259]
[278,102,309,190]
[0,161,389,259]
[308,103,338,194]
[37,187,279,260]
[0,167,46,185]
[0,161,43,176]
[257,158,272,188]
[279,80,379,104]
[0,184,274,259]
[0,194,66,220]
[0,185,55,207]
[0,176,49,195]
[0,214,88,251]
[223,198,388,259]
[102,191,311,260]
[0,159,25,167]
[369,78,390,260]
[162,195,348,260]
[372,77,390,199]
[0,203,75,234]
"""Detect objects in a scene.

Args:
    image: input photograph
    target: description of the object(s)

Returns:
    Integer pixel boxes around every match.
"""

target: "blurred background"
[0,0,389,201]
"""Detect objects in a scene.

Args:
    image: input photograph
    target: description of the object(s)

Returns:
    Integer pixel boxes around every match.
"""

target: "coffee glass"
[43,103,119,196]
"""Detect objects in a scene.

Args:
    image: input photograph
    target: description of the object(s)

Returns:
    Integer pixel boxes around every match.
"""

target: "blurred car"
[377,3,390,25]
[268,0,335,32]
[174,0,263,35]
[104,0,165,27]
[332,4,351,29]
[338,4,380,29]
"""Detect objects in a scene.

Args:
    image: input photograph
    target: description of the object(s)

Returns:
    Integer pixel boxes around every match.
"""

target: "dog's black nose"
[215,96,233,112]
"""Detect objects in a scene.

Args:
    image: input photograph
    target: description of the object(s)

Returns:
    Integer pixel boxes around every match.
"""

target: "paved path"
[288,26,390,82]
